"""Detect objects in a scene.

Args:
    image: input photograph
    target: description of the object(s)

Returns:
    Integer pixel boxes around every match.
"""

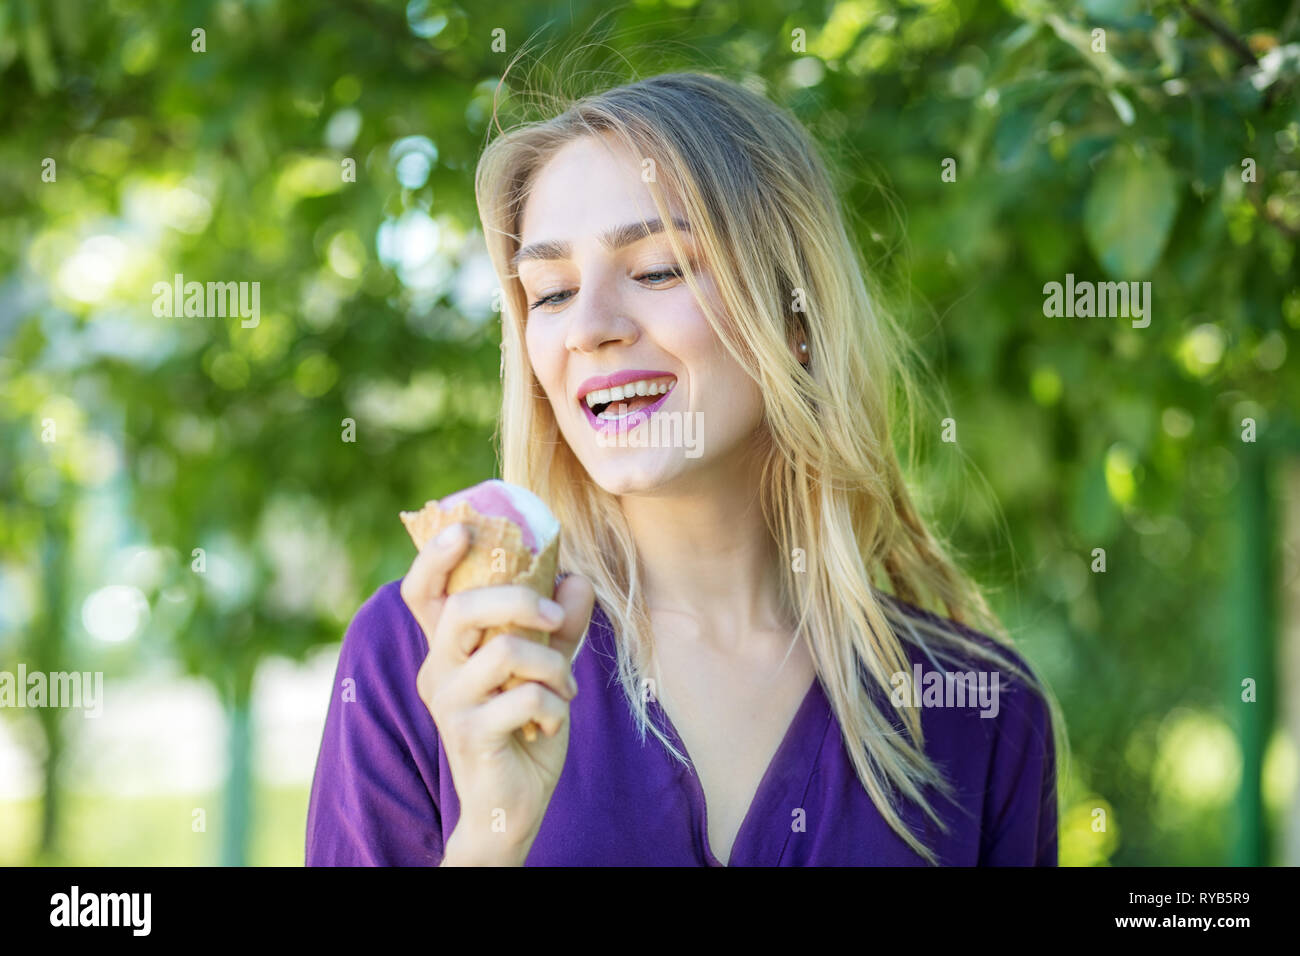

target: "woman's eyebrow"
[510,216,691,270]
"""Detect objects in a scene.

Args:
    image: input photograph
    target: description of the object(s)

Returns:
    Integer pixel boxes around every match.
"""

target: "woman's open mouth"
[578,373,677,431]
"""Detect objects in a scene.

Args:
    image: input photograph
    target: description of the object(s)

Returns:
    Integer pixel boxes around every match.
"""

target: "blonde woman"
[307,71,1061,867]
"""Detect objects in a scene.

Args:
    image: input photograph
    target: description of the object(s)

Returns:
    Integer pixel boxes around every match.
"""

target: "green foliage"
[1084,144,1178,277]
[1,0,1296,865]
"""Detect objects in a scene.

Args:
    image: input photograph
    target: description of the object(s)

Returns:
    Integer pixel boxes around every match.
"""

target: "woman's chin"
[580,450,690,497]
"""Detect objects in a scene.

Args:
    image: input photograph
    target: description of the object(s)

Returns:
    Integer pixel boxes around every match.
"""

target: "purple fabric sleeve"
[977,673,1058,866]
[888,594,1059,867]
[305,582,444,866]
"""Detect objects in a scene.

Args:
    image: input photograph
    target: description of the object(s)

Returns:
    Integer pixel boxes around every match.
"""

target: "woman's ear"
[786,313,811,366]
[788,333,810,366]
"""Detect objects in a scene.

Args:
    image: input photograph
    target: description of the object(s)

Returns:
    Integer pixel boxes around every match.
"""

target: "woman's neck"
[618,459,788,654]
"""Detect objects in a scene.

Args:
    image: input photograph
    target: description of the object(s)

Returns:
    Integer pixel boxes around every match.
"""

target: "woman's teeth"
[584,378,674,416]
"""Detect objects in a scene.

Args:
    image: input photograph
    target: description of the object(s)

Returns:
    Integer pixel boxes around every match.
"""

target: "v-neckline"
[649,673,823,866]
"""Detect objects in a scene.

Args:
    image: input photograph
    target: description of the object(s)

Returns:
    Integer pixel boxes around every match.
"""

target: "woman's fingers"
[399,524,470,633]
[406,548,593,739]
[468,681,570,741]
[444,634,577,712]
[549,574,596,663]
[434,585,566,663]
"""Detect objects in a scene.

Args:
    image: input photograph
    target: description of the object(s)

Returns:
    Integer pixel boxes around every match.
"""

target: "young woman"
[307,71,1061,866]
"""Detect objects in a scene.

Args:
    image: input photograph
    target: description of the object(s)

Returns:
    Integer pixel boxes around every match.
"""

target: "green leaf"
[1107,89,1135,126]
[1083,144,1179,278]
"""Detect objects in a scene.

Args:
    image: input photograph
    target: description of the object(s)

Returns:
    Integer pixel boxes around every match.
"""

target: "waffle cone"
[400,497,561,742]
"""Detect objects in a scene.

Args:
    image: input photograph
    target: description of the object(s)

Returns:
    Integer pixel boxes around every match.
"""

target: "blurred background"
[1,0,1298,866]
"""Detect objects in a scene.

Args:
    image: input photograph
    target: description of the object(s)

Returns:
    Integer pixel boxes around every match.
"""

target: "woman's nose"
[562,283,639,353]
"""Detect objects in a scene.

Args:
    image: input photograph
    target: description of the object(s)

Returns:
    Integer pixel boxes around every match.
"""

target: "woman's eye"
[526,266,685,312]
[528,289,573,311]
[637,266,684,286]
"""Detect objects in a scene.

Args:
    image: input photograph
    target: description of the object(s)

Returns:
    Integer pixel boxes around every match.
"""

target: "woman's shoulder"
[337,579,429,680]
[876,591,1041,686]
[352,577,420,635]
[876,592,1059,863]
[872,591,1054,745]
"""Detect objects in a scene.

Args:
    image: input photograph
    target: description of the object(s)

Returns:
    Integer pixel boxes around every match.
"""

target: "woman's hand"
[400,523,595,866]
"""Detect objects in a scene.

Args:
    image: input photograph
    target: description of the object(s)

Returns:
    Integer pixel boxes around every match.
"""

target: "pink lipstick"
[576,370,678,436]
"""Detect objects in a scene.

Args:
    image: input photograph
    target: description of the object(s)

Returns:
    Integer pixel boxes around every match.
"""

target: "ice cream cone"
[401,489,561,742]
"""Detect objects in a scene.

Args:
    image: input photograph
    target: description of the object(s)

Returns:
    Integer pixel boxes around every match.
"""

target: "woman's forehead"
[520,137,686,241]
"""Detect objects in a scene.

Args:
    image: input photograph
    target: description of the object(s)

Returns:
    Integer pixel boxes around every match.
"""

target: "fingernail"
[567,674,578,697]
[433,525,462,549]
[540,598,565,625]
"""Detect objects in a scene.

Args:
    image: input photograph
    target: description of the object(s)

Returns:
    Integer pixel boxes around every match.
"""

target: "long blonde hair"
[475,67,1064,863]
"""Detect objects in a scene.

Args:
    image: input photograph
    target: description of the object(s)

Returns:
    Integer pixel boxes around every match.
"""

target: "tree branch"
[1180,1,1258,68]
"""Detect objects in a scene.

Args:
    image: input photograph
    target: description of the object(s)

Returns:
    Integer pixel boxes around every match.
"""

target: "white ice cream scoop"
[436,479,560,555]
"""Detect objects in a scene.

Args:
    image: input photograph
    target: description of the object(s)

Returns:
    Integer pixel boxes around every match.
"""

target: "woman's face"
[517,134,765,496]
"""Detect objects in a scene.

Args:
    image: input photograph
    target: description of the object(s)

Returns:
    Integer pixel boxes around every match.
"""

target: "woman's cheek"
[660,305,723,372]
[524,320,560,393]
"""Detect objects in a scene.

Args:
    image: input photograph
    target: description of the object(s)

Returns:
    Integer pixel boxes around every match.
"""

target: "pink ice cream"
[399,479,563,743]
[437,479,560,554]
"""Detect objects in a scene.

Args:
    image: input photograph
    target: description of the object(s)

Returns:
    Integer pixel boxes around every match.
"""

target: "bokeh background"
[1,0,1298,866]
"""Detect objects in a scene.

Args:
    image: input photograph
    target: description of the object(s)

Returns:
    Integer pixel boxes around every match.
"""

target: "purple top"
[306,580,1058,866]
